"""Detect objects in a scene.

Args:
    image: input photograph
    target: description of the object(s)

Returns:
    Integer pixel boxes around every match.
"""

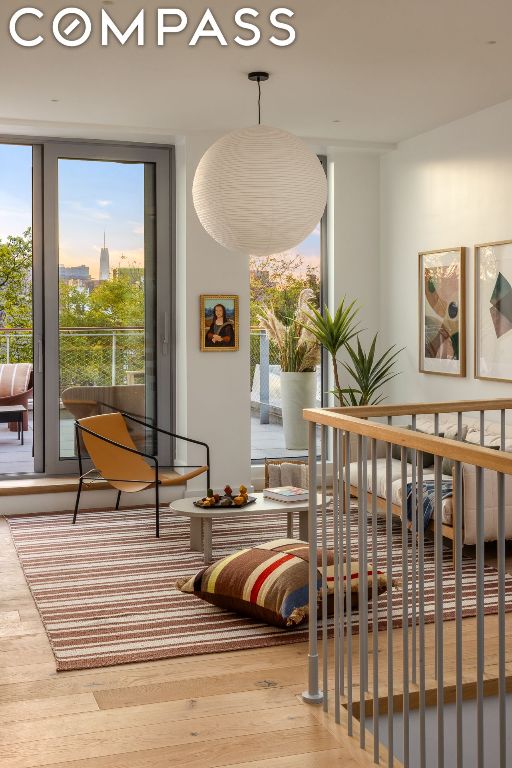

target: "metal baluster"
[362,435,369,702]
[434,413,440,682]
[372,438,380,764]
[498,409,506,768]
[321,426,328,713]
[411,416,417,687]
[358,434,366,747]
[476,415,485,768]
[455,459,463,768]
[386,431,394,767]
[435,455,444,768]
[339,429,345,699]
[302,422,323,705]
[345,434,353,735]
[333,429,341,724]
[456,411,464,768]
[417,455,426,768]
[401,448,410,767]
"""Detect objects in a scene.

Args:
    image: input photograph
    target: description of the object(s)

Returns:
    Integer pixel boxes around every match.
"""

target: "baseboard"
[0,485,185,516]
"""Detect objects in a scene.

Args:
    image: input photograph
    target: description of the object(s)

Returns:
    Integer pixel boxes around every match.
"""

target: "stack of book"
[263,486,308,503]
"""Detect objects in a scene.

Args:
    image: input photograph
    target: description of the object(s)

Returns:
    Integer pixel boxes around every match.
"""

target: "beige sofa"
[347,414,512,549]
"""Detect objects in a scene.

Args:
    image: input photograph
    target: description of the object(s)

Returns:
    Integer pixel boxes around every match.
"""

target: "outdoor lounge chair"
[0,363,33,431]
[73,411,210,537]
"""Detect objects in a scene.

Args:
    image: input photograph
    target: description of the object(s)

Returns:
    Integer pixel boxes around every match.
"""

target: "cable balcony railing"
[250,326,282,424]
[302,399,512,768]
[0,326,145,388]
[250,326,322,425]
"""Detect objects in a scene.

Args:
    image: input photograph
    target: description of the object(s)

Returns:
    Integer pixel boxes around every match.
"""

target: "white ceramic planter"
[280,371,317,450]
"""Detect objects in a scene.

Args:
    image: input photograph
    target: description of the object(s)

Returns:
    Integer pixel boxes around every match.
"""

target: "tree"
[58,275,144,328]
[0,228,32,329]
[249,251,320,328]
[58,274,145,389]
[249,250,321,383]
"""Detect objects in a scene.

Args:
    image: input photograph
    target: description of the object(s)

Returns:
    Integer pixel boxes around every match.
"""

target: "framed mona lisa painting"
[200,295,239,352]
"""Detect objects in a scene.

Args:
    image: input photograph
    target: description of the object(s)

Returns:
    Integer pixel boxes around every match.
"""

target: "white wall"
[327,151,381,399]
[380,98,512,405]
[329,151,381,330]
[175,132,251,492]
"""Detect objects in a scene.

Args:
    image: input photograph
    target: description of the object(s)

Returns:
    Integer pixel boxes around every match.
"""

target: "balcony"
[0,326,145,474]
[250,327,322,461]
[1,325,323,474]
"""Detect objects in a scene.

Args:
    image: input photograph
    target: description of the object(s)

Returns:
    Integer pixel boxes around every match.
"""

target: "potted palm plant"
[302,299,402,406]
[258,289,320,449]
[339,333,403,405]
[300,298,361,397]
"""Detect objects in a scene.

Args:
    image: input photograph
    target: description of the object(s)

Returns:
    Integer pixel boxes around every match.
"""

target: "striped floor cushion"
[177,539,388,629]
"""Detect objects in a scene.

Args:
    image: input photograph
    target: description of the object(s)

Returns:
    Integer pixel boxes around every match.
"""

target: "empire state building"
[99,233,110,281]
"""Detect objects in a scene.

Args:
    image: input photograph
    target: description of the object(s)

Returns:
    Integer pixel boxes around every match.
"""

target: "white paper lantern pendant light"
[192,72,328,257]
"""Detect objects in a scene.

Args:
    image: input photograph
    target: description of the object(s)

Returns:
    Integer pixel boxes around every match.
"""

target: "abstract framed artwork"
[200,294,239,352]
[418,247,466,377]
[475,241,512,382]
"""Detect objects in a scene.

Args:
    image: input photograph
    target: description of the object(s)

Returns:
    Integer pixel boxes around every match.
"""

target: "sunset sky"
[0,144,145,279]
[0,143,320,279]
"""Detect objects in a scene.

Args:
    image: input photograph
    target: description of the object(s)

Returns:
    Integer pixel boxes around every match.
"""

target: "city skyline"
[0,144,146,280]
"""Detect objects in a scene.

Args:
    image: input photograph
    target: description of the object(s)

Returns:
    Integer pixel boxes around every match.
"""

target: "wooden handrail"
[318,399,512,418]
[303,407,512,474]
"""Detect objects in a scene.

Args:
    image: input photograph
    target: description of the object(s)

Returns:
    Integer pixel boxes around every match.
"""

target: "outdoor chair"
[264,457,308,489]
[0,363,33,431]
[73,411,210,537]
[264,458,308,537]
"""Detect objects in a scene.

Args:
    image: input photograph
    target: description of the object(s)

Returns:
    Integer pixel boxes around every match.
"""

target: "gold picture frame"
[418,247,466,377]
[200,295,239,352]
[475,240,512,383]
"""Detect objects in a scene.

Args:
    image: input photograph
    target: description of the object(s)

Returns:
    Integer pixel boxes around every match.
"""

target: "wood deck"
[0,516,511,768]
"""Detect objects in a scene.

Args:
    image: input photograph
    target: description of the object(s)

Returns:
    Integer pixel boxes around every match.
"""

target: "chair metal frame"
[73,410,210,537]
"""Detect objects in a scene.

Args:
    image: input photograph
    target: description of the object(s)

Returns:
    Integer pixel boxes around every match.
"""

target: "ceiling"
[1,0,512,145]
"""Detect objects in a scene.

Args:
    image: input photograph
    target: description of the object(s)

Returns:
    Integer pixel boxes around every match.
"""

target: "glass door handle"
[37,338,43,374]
[162,312,169,353]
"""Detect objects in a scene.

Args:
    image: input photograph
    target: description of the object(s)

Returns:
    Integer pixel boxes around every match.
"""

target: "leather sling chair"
[73,411,210,537]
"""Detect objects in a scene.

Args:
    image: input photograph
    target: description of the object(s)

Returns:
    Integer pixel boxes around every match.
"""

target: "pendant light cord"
[248,72,268,124]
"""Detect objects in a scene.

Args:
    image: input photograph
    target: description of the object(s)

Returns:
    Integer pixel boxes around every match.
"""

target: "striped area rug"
[7,507,512,671]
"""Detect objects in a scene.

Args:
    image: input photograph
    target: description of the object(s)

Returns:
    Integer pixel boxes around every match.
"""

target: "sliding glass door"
[42,142,172,474]
[0,143,40,474]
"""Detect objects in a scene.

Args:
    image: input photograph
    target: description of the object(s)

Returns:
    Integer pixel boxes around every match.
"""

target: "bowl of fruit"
[194,485,256,509]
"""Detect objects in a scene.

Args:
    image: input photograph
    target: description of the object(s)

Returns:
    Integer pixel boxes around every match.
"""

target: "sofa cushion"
[461,465,512,545]
[0,363,32,398]
[346,458,402,498]
[465,430,511,449]
[177,539,388,628]
[266,462,306,489]
[391,426,435,467]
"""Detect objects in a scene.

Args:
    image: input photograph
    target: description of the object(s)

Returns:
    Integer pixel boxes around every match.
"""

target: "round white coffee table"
[169,492,321,564]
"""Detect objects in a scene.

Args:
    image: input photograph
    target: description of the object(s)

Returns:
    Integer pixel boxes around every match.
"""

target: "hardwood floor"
[0,516,376,768]
[1,514,511,768]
